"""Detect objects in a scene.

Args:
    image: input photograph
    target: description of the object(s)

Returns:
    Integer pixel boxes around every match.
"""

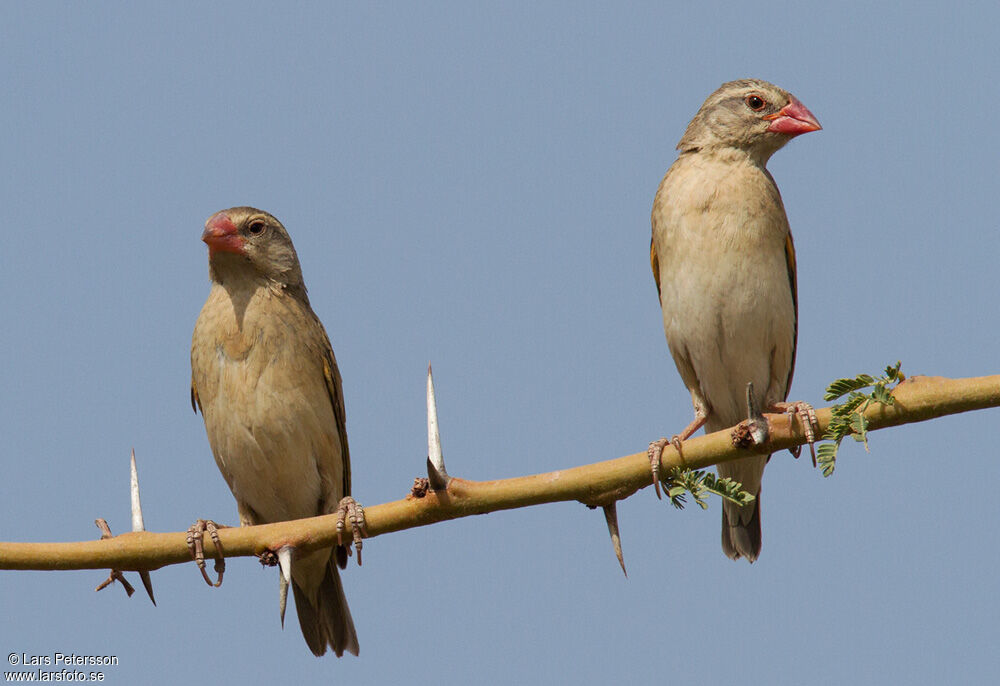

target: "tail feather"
[716,450,766,563]
[293,556,359,657]
[721,489,762,563]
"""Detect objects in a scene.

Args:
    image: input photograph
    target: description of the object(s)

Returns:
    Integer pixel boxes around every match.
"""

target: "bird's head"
[677,79,821,162]
[202,207,305,290]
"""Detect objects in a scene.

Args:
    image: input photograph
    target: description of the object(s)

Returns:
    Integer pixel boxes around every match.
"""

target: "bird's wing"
[783,231,799,399]
[318,326,351,499]
[650,237,662,298]
[190,378,201,414]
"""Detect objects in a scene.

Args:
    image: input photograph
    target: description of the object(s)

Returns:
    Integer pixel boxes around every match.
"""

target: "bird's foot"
[650,408,709,497]
[186,519,226,587]
[647,436,685,499]
[772,400,819,466]
[335,497,367,566]
[647,438,668,499]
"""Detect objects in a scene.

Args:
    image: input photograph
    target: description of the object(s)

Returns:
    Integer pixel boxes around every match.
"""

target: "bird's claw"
[186,519,225,587]
[647,436,685,499]
[647,438,668,499]
[670,436,684,455]
[773,400,819,467]
[335,497,367,566]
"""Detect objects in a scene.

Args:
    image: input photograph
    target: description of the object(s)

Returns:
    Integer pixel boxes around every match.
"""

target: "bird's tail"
[717,453,767,563]
[721,495,762,563]
[293,551,359,657]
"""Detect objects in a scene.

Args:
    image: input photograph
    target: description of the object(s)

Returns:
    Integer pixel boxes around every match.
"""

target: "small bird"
[191,206,360,656]
[649,79,821,562]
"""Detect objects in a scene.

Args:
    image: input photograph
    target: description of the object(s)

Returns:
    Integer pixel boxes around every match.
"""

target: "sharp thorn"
[277,546,293,585]
[95,518,112,539]
[279,573,289,628]
[426,363,450,490]
[276,546,293,626]
[602,502,627,577]
[95,570,134,597]
[129,450,155,603]
[139,571,156,606]
[744,382,769,446]
[426,457,448,491]
[130,449,146,533]
[117,573,135,597]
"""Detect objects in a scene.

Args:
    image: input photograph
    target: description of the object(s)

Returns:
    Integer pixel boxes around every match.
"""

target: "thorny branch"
[1,374,998,575]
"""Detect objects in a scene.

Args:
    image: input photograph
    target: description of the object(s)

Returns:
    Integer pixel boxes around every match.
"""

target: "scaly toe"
[335,497,367,566]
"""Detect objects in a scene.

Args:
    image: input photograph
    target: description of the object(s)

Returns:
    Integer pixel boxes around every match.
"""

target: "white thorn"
[427,364,442,468]
[277,546,293,585]
[278,574,289,628]
[426,364,448,485]
[130,450,156,604]
[745,382,769,446]
[130,448,145,533]
[277,546,293,627]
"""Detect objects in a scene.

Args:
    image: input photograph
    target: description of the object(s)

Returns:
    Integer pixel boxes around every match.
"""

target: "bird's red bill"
[764,96,822,136]
[202,212,244,257]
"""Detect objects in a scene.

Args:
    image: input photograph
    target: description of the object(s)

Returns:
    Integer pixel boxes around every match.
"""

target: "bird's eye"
[745,94,766,111]
[247,220,266,236]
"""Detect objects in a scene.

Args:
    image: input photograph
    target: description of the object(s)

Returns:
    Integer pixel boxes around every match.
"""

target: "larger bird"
[191,207,360,656]
[649,79,821,562]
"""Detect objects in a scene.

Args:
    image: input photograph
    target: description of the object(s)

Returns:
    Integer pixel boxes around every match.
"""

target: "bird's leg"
[648,408,708,499]
[186,519,226,587]
[770,400,819,467]
[335,497,367,566]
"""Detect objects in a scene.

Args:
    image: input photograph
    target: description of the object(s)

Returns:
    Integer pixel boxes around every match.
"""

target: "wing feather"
[783,231,799,399]
[650,237,661,298]
[319,330,351,499]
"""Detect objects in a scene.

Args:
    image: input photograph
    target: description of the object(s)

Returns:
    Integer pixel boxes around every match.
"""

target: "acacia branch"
[2,374,997,573]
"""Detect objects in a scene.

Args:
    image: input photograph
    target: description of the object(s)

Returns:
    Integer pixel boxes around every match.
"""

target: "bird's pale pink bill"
[202,212,244,257]
[764,96,821,136]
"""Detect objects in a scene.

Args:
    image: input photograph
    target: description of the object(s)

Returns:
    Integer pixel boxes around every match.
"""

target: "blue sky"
[1,3,997,684]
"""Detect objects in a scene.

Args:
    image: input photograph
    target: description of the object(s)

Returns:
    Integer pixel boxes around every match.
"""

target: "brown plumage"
[191,207,358,655]
[650,80,820,561]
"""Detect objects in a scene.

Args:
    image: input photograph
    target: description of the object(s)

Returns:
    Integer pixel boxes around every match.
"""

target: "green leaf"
[824,374,875,401]
[816,362,903,477]
[884,361,903,382]
[837,393,867,417]
[662,468,754,511]
[849,412,868,436]
[871,383,894,405]
[816,442,838,477]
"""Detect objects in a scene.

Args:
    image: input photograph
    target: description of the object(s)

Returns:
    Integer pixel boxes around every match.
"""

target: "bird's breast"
[216,328,258,363]
[652,153,797,423]
[192,287,341,523]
